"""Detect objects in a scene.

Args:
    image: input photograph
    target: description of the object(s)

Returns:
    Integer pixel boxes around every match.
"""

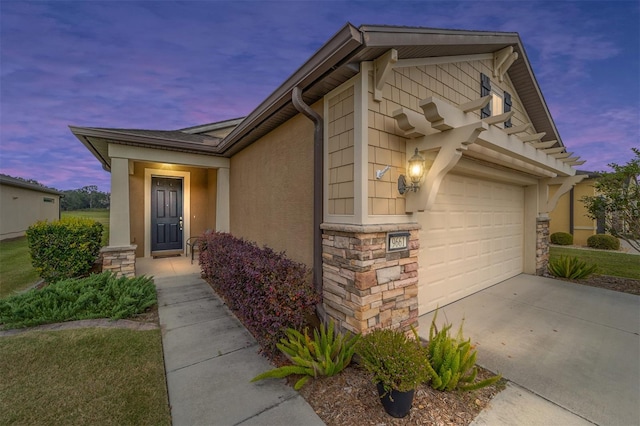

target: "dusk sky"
[1,1,638,193]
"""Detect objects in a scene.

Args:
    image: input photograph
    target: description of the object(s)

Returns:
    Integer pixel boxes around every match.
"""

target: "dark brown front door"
[151,177,183,252]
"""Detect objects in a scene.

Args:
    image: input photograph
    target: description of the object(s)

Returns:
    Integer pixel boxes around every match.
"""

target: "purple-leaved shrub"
[199,232,320,357]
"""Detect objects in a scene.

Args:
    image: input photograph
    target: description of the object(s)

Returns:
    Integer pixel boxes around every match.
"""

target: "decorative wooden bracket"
[460,95,491,113]
[407,122,488,212]
[529,140,557,149]
[543,147,565,155]
[373,49,398,102]
[482,111,514,125]
[392,107,434,138]
[542,175,587,213]
[504,123,532,135]
[493,46,519,82]
[565,160,586,166]
[519,132,546,143]
[551,152,573,159]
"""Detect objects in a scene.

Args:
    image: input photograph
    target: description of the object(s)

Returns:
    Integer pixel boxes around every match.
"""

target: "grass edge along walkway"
[0,327,171,425]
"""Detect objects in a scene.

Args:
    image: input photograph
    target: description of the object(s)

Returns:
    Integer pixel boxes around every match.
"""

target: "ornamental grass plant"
[418,312,501,392]
[251,319,359,390]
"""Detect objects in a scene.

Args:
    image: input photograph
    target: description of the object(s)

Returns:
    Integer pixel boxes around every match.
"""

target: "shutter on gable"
[504,91,512,128]
[480,73,491,118]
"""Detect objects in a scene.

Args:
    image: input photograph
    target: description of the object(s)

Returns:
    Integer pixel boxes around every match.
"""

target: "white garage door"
[417,174,524,314]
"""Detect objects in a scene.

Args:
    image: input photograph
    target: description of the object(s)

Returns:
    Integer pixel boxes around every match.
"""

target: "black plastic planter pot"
[376,383,415,418]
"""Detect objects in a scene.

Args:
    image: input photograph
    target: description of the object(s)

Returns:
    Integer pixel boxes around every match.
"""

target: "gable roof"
[71,23,562,168]
[0,174,62,195]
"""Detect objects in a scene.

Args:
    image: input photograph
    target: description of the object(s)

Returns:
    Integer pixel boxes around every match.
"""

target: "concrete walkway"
[139,257,639,425]
[420,274,640,426]
[137,256,324,426]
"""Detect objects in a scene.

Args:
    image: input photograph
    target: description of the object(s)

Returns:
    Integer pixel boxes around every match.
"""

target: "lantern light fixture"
[398,148,425,195]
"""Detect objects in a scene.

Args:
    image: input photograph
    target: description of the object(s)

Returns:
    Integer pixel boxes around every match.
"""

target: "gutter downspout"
[569,187,574,236]
[291,87,324,304]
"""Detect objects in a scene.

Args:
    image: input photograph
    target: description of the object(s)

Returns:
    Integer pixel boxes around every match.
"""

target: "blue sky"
[1,1,638,192]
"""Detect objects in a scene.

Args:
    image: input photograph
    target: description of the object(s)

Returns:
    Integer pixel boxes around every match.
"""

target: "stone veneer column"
[320,223,421,335]
[535,217,550,275]
[101,244,137,278]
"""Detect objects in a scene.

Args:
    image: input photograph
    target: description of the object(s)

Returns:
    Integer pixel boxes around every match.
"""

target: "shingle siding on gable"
[367,59,536,216]
[327,86,355,215]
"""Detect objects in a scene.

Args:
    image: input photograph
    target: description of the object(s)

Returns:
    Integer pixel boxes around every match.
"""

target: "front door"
[151,177,183,252]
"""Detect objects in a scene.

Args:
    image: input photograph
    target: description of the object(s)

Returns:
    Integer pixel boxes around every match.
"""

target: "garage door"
[417,174,524,314]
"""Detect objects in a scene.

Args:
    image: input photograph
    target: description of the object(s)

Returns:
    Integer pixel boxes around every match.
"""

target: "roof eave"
[69,126,225,171]
[218,22,364,156]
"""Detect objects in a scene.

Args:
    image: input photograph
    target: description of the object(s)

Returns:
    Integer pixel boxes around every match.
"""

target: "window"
[491,89,504,116]
[43,197,55,203]
[480,73,512,127]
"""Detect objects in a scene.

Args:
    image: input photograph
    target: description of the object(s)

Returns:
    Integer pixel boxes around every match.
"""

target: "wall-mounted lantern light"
[398,148,425,195]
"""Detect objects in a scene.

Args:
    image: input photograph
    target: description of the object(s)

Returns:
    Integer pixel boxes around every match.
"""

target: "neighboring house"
[0,174,62,241]
[549,171,600,245]
[71,24,587,334]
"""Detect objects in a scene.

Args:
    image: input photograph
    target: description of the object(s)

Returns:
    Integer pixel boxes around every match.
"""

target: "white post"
[216,167,230,232]
[109,157,131,246]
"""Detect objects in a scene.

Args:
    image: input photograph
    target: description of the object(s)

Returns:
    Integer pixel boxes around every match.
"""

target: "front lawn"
[0,237,38,298]
[550,246,640,280]
[0,328,170,425]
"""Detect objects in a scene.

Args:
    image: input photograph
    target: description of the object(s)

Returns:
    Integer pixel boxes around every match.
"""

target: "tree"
[582,148,640,252]
[60,186,110,210]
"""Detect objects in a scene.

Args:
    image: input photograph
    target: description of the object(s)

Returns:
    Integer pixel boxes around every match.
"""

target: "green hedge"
[587,234,620,250]
[26,217,103,283]
[550,232,573,245]
[0,272,156,329]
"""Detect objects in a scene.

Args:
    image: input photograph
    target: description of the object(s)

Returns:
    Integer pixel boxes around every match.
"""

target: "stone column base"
[321,223,421,335]
[536,218,550,275]
[101,245,137,278]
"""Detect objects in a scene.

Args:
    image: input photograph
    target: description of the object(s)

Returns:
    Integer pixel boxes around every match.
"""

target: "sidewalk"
[137,256,324,426]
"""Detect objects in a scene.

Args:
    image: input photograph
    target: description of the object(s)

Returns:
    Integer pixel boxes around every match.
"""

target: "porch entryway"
[151,176,184,254]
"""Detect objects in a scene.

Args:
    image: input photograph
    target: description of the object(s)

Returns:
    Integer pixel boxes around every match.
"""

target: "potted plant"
[356,328,429,418]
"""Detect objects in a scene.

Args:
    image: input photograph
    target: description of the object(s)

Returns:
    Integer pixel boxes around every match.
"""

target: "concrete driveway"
[418,274,640,426]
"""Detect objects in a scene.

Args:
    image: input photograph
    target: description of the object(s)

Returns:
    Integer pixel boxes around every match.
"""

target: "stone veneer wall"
[101,245,137,278]
[536,218,550,275]
[321,223,421,335]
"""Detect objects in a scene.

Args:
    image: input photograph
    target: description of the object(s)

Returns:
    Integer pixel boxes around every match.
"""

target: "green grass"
[550,247,640,280]
[0,237,39,298]
[62,208,110,246]
[0,328,170,425]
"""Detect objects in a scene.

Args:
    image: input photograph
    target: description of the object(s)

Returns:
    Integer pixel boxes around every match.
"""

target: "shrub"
[357,328,429,394]
[199,232,320,357]
[26,217,103,283]
[0,272,156,329]
[418,313,501,392]
[251,319,359,389]
[587,234,620,250]
[548,256,598,279]
[550,232,573,245]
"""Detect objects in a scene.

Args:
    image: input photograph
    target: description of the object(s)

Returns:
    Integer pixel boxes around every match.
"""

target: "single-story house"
[549,171,600,245]
[0,174,62,241]
[70,24,587,334]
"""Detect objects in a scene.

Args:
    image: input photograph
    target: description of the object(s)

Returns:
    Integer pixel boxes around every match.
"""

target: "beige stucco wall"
[129,161,217,257]
[0,184,60,240]
[229,103,318,268]
[367,59,535,215]
[549,179,597,245]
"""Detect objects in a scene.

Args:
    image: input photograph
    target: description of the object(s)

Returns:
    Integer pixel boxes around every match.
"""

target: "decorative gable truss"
[393,94,581,212]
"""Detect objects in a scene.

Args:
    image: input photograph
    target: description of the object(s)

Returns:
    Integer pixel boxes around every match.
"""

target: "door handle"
[179,216,183,231]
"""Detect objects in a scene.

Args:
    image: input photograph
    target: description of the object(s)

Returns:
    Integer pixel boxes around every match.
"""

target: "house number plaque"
[387,232,410,252]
